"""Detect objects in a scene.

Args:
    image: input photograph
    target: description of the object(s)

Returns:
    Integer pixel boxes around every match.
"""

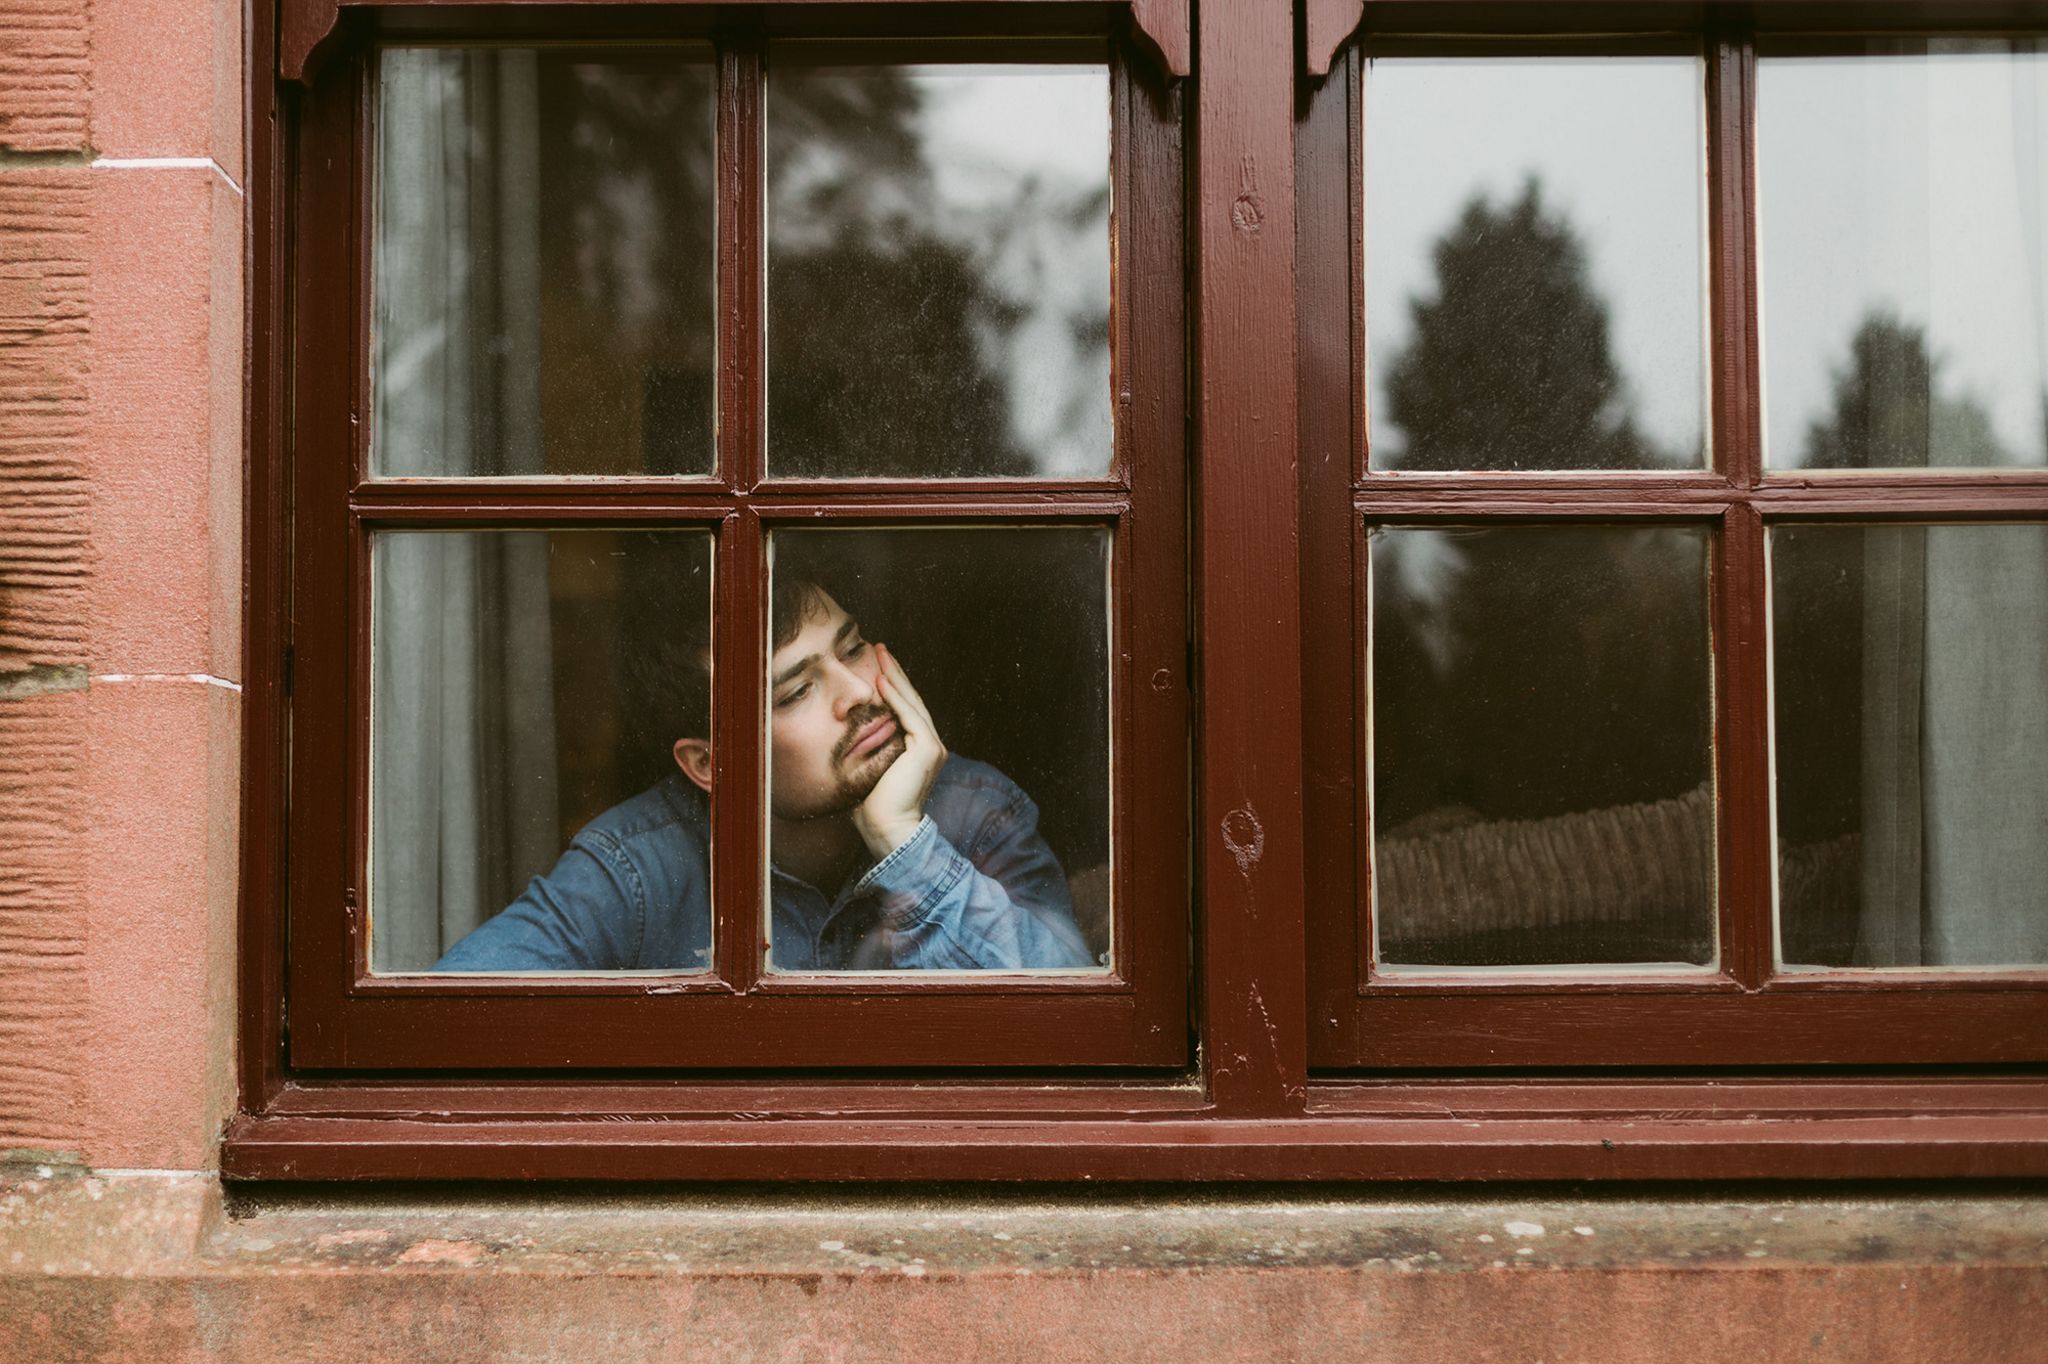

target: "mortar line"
[91,155,246,197]
[93,672,242,693]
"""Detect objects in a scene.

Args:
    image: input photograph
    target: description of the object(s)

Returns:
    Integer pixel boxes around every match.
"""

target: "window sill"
[222,1078,2048,1181]
[19,1168,2048,1357]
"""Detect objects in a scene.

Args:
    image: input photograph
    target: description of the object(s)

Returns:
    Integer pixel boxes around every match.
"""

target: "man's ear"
[672,738,714,794]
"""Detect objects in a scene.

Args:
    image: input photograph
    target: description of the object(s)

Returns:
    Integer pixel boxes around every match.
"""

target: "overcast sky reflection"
[1759,43,2048,469]
[1365,55,1708,469]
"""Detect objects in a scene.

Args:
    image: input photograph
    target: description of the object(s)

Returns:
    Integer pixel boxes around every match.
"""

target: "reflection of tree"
[769,239,1030,477]
[1372,181,1710,963]
[535,60,1069,479]
[1383,180,1659,472]
[1799,312,2005,470]
[1373,519,1716,964]
[767,70,1105,478]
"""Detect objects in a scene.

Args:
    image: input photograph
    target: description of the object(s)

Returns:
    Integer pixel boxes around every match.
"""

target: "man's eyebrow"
[771,652,819,691]
[770,619,860,691]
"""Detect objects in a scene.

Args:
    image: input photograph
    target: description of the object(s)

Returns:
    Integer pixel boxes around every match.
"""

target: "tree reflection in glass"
[1371,524,1716,968]
[767,52,1113,479]
[1759,41,2048,470]
[1364,54,1707,471]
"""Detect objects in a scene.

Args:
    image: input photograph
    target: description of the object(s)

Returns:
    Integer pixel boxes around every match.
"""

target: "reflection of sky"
[1759,46,2048,467]
[910,66,1113,475]
[1364,57,1707,465]
[912,66,1109,206]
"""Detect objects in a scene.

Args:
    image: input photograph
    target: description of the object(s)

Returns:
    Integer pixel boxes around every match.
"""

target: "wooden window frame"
[1302,26,2048,1070]
[281,21,1190,1071]
[229,0,2048,1181]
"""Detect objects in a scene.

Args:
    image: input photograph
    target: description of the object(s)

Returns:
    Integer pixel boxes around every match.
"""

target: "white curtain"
[1853,57,2048,966]
[370,50,561,971]
[1920,526,2048,963]
[1857,525,2048,966]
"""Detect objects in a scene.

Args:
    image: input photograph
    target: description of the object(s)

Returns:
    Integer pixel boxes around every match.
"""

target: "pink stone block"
[0,0,89,156]
[83,679,238,1170]
[89,164,239,681]
[89,0,243,182]
[0,689,90,1157]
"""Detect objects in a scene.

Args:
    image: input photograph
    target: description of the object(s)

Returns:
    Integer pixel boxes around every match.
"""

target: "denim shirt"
[433,756,1093,972]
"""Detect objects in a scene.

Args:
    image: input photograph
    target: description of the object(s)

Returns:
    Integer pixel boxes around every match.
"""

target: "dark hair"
[620,561,842,755]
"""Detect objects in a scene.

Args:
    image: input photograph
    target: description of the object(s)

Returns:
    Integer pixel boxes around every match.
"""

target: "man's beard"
[771,702,908,821]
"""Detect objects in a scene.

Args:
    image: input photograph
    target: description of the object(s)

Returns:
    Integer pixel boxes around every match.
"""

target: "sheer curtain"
[370,50,561,971]
[1851,57,2048,967]
[1917,526,2048,964]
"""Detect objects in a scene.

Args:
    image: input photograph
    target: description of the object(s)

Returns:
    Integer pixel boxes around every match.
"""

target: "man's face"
[768,589,908,821]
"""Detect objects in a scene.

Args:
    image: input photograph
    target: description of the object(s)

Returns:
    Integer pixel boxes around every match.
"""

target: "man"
[433,567,1092,972]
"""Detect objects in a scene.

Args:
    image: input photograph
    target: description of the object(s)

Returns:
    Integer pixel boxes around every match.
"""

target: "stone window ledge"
[7,1162,2048,1358]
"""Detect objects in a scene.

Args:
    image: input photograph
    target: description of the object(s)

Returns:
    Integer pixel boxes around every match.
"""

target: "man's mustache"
[832,702,896,765]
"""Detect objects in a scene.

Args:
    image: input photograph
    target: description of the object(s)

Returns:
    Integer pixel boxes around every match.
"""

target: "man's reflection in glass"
[433,567,1091,971]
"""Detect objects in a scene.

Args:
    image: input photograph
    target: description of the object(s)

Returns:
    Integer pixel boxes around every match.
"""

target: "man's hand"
[852,644,948,858]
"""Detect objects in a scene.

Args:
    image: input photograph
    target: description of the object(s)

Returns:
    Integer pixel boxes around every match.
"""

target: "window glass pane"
[1364,55,1708,471]
[1772,523,2048,967]
[767,52,1113,479]
[764,527,1111,971]
[370,529,714,973]
[1760,42,2048,470]
[372,47,716,478]
[1370,524,1716,966]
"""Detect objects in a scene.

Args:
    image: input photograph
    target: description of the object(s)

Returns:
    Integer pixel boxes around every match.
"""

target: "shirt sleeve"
[431,830,646,971]
[853,787,1094,970]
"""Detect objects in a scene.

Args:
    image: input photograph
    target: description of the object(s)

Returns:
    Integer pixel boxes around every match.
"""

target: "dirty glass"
[1759,42,2048,471]
[1369,524,1717,967]
[1363,54,1708,471]
[1771,523,2048,967]
[762,528,1111,972]
[371,47,716,478]
[766,49,1113,479]
[368,529,714,973]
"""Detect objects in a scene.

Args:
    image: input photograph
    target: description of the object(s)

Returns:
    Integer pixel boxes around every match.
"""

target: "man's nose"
[827,658,879,718]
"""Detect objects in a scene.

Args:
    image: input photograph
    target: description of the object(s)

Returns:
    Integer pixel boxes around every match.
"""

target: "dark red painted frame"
[1301,27,2048,1069]
[229,0,2048,1180]
[281,19,1190,1070]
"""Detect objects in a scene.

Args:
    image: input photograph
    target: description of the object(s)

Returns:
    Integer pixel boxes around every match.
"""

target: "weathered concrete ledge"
[5,1165,2047,1361]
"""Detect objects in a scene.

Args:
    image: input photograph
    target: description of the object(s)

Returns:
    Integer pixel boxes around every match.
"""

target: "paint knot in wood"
[1230,193,1266,236]
[1221,806,1265,874]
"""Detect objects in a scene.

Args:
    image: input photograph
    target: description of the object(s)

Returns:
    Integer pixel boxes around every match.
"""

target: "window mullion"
[1717,502,1775,988]
[711,37,766,993]
[1707,34,1773,988]
[1194,0,1310,1115]
[711,508,767,994]
[720,35,765,493]
[1707,34,1762,493]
